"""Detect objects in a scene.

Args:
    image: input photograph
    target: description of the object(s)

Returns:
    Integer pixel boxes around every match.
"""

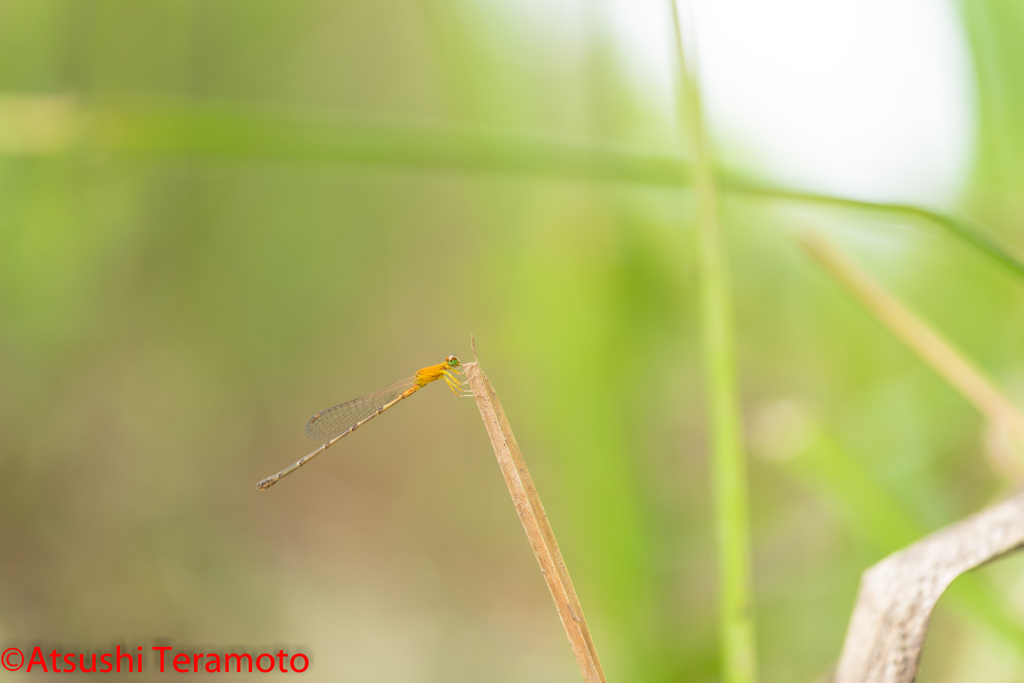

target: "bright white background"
[497,0,978,207]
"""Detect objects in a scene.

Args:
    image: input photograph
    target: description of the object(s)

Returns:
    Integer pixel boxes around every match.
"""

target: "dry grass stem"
[834,491,1024,683]
[462,346,605,683]
[800,231,1024,477]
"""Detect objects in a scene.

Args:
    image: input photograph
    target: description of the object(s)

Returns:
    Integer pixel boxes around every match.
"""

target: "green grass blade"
[86,98,687,185]
[668,6,758,682]
[7,92,1023,282]
[730,176,1024,282]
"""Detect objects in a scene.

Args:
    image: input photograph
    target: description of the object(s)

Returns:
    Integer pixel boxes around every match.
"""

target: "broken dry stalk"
[834,491,1024,683]
[462,350,605,683]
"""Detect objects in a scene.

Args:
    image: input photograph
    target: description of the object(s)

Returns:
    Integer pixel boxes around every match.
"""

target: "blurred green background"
[2,1,1024,681]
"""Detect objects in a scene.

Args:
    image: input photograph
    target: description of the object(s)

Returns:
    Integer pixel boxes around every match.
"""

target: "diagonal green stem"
[667,6,758,683]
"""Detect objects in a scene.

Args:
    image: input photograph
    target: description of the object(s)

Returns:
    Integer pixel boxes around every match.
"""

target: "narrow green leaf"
[667,6,758,682]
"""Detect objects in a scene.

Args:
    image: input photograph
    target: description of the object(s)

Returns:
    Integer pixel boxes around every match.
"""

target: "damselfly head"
[446,355,460,366]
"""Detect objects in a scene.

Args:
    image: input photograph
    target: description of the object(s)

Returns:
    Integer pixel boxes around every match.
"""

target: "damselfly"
[256,356,467,490]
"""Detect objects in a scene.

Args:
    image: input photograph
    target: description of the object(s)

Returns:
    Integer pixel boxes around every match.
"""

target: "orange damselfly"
[256,355,468,490]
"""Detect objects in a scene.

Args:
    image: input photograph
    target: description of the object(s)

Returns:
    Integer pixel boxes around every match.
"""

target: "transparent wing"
[305,375,417,440]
